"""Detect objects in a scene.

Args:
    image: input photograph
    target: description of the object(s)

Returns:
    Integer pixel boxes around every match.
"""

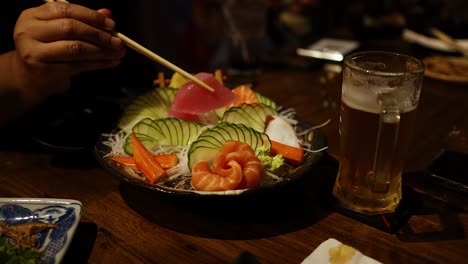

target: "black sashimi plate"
[94,120,327,199]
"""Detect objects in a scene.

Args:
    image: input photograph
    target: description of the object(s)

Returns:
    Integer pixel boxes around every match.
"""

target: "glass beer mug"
[332,51,424,215]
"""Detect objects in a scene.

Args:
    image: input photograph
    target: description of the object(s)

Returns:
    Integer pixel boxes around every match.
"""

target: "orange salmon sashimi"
[191,141,263,191]
[229,85,258,107]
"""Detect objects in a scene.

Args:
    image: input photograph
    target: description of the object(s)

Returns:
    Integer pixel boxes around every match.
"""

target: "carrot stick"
[111,154,179,170]
[130,133,167,183]
[270,140,304,165]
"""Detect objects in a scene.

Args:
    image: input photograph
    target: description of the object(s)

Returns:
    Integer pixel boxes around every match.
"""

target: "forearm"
[0,50,41,125]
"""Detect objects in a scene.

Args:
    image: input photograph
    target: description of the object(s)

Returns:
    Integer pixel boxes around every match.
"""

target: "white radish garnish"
[264,115,301,148]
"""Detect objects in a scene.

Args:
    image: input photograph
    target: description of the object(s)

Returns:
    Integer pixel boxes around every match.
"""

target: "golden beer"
[332,51,424,215]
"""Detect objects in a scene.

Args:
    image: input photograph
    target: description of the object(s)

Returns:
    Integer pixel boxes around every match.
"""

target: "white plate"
[297,38,360,61]
[302,238,382,264]
[0,198,82,264]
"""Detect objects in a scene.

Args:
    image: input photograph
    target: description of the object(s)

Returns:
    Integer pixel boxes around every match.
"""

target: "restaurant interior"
[0,0,467,263]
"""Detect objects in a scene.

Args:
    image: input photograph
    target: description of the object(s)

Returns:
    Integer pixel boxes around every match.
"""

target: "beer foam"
[342,83,417,114]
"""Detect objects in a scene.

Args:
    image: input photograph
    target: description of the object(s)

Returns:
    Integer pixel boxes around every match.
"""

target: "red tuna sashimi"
[169,73,238,115]
[168,108,200,122]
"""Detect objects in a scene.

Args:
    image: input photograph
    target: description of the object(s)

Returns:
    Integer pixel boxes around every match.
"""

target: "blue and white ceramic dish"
[0,198,82,264]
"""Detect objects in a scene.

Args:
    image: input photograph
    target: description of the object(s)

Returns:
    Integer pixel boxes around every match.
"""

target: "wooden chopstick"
[42,0,215,92]
[431,28,468,57]
[113,33,214,92]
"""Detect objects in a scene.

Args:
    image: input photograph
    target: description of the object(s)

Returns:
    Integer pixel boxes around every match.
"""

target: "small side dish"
[423,56,468,83]
[0,198,82,264]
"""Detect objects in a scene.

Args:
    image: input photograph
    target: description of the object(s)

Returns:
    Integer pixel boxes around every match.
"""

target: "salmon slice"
[191,140,263,191]
[229,85,258,107]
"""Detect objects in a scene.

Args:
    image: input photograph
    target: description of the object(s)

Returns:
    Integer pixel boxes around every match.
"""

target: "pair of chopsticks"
[43,0,214,92]
[431,28,468,57]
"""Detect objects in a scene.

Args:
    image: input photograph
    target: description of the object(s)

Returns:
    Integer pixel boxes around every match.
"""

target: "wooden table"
[0,49,467,263]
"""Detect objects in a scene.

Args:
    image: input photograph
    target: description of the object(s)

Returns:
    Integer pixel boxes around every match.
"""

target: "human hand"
[12,1,125,102]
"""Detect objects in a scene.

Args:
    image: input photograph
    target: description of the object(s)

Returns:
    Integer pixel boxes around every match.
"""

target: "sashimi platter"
[95,71,328,196]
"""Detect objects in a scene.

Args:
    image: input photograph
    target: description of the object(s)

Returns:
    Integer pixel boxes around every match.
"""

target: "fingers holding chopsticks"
[16,2,124,52]
[41,0,214,92]
[35,2,116,31]
[29,40,125,64]
[9,1,126,101]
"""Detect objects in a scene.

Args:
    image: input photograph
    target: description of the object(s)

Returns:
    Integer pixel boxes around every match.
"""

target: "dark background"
[2,0,467,94]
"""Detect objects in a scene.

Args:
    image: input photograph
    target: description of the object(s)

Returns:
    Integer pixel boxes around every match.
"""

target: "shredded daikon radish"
[302,144,329,153]
[166,145,191,179]
[264,170,283,181]
[102,130,129,157]
[277,107,330,153]
[278,107,298,125]
[296,119,331,137]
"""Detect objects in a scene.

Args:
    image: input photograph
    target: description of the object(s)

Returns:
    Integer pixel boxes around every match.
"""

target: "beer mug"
[332,51,424,215]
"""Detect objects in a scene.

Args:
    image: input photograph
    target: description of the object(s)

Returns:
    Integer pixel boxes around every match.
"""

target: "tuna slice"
[169,73,239,115]
[168,108,200,122]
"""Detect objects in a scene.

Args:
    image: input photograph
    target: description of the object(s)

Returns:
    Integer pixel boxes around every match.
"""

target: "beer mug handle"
[373,92,400,193]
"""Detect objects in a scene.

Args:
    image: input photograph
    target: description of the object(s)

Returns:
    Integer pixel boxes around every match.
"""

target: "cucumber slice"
[131,118,163,137]
[221,103,277,132]
[188,138,220,149]
[124,118,203,155]
[123,133,156,155]
[118,88,178,130]
[213,92,277,119]
[213,107,227,119]
[157,118,174,145]
[122,118,163,153]
[168,118,183,145]
[196,130,226,147]
[188,122,271,169]
[179,119,203,146]
[255,92,277,110]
